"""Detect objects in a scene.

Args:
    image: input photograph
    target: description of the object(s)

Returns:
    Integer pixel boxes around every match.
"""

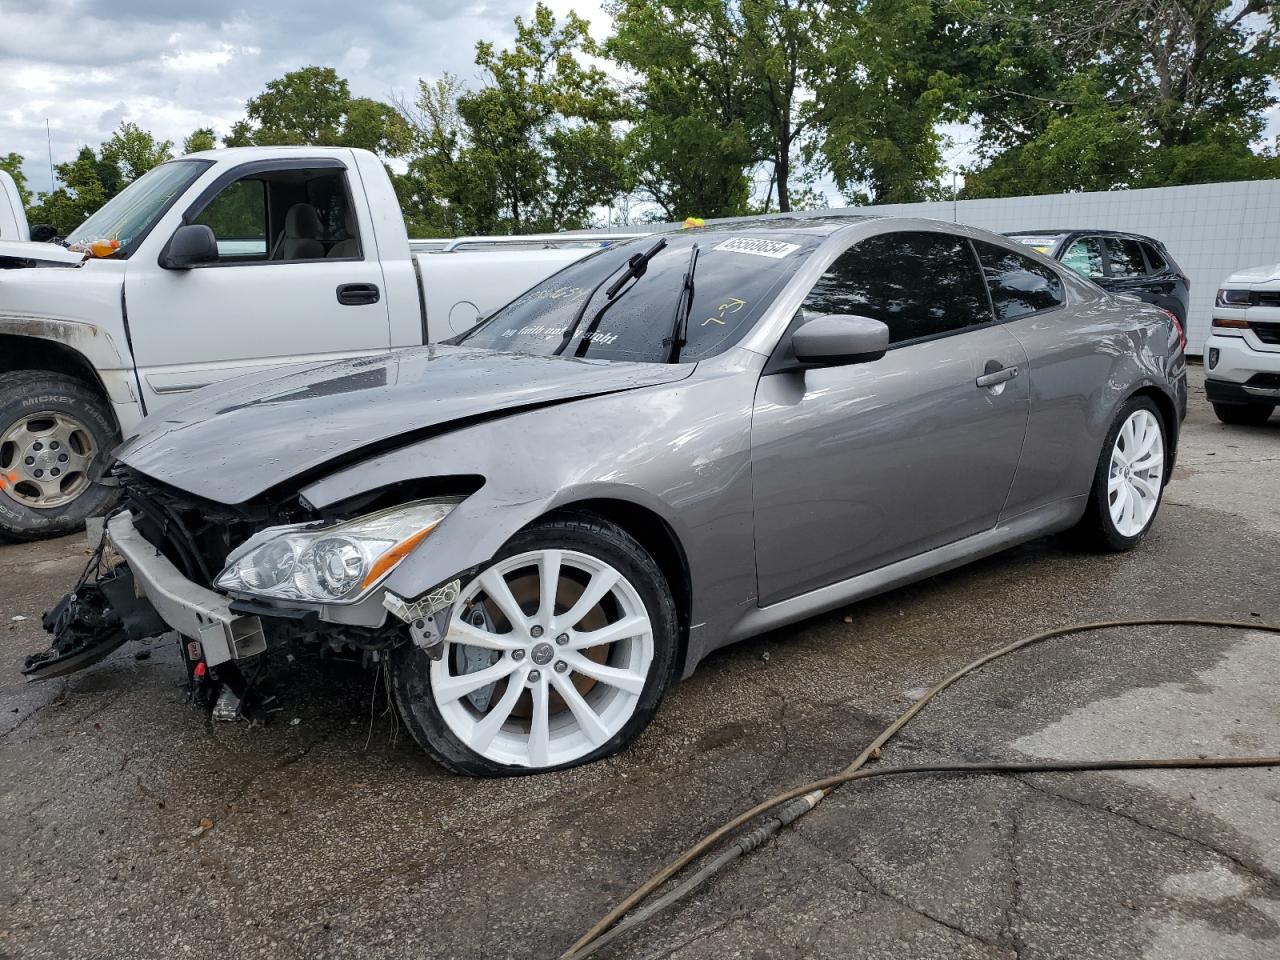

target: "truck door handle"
[976,364,1019,388]
[336,283,380,306]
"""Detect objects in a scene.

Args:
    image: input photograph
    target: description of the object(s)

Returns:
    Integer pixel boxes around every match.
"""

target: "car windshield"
[65,160,210,254]
[457,231,819,363]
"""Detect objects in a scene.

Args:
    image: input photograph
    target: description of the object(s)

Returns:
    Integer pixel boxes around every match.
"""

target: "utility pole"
[952,172,958,223]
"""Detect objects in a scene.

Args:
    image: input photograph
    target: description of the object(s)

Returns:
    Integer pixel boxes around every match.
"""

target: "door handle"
[336,283,380,306]
[976,365,1019,388]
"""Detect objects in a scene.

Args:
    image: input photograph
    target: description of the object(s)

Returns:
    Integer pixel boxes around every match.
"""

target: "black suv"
[1006,230,1190,324]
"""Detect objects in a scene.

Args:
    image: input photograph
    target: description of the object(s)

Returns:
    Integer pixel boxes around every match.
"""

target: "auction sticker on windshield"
[712,237,801,259]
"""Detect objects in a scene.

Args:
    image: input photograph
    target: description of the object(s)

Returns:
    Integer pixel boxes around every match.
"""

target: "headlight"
[1215,288,1252,307]
[214,499,458,604]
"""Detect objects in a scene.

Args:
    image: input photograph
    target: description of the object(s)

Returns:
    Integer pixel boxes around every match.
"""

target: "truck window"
[194,180,268,259]
[187,167,361,264]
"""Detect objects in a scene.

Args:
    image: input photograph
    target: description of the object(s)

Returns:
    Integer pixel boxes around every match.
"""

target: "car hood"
[115,345,695,504]
[1226,262,1280,285]
[0,239,85,267]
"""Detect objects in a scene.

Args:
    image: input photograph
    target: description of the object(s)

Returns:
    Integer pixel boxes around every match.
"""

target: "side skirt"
[726,497,1086,644]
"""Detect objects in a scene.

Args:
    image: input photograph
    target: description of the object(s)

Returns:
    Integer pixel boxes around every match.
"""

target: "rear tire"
[390,512,678,776]
[0,371,121,541]
[1076,396,1166,552]
[1212,402,1274,426]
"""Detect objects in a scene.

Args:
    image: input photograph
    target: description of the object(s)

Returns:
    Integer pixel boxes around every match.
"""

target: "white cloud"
[0,0,540,193]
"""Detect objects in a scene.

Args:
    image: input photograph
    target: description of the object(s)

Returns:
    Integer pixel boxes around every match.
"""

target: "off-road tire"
[390,512,679,777]
[1212,402,1274,426]
[1075,396,1167,552]
[0,370,121,541]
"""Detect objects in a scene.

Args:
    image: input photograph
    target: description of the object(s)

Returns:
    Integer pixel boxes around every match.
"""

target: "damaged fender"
[299,354,767,677]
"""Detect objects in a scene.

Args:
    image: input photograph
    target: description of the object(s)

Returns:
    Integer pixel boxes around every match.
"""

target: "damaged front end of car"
[23,465,481,720]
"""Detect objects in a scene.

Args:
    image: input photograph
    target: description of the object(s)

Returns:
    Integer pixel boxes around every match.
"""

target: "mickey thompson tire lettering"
[0,370,122,542]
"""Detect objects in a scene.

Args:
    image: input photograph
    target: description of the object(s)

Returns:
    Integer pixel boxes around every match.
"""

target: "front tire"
[0,371,121,541]
[391,513,678,776]
[1076,396,1167,552]
[1212,402,1274,426]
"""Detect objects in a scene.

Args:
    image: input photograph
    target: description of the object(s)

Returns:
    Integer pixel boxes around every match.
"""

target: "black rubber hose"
[564,756,1280,959]
[559,617,1280,960]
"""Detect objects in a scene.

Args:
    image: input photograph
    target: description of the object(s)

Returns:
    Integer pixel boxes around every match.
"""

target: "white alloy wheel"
[1107,408,1164,537]
[430,548,655,769]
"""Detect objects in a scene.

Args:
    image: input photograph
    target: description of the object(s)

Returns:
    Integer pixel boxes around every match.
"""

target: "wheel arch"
[1124,383,1179,480]
[0,332,120,433]
[548,497,694,680]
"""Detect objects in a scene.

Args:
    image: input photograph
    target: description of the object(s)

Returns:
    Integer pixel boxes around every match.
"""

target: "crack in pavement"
[1010,774,1280,896]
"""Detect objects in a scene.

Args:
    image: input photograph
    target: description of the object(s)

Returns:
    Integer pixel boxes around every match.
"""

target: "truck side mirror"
[160,224,219,270]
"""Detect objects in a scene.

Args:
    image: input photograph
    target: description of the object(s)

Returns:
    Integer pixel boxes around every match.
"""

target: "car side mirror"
[791,314,890,367]
[160,224,218,270]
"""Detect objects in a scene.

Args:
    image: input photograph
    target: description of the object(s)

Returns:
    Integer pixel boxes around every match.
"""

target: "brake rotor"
[465,568,611,721]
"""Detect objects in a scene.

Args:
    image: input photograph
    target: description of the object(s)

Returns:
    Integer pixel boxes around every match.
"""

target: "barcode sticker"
[712,237,801,259]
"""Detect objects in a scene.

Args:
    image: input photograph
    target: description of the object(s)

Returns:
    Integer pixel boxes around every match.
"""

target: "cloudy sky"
[0,0,609,194]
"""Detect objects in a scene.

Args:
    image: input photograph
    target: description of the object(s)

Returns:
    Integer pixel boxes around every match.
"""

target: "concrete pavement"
[3,378,1279,959]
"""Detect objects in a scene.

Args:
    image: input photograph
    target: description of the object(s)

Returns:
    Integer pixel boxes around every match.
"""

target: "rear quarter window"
[973,241,1065,320]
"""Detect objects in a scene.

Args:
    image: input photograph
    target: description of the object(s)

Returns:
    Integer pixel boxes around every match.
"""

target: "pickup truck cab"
[0,146,632,540]
[0,170,29,241]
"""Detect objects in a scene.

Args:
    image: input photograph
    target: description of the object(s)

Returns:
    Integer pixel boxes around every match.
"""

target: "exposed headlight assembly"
[214,500,459,604]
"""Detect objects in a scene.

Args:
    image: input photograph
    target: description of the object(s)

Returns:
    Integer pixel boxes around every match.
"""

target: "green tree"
[101,121,173,181]
[0,152,30,206]
[227,66,411,156]
[405,5,627,234]
[608,0,829,216]
[809,0,972,204]
[25,147,111,235]
[183,127,218,154]
[961,0,1280,194]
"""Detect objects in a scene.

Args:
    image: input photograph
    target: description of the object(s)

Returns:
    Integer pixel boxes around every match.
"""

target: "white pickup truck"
[0,146,638,539]
[1,170,29,242]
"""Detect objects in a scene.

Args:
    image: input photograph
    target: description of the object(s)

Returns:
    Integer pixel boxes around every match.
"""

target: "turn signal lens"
[1212,316,1250,329]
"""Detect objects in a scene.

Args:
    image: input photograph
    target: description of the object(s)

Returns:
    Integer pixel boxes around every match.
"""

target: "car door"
[123,157,391,411]
[750,229,1031,607]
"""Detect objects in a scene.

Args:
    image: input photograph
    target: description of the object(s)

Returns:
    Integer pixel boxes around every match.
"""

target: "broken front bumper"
[105,511,266,667]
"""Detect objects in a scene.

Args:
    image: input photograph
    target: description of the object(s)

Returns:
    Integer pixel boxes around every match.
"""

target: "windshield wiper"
[664,244,699,364]
[554,237,668,357]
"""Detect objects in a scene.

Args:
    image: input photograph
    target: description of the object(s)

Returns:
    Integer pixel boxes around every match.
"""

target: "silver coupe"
[29,216,1188,775]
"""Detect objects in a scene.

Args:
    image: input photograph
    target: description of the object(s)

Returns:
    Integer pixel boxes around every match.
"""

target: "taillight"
[1163,309,1186,350]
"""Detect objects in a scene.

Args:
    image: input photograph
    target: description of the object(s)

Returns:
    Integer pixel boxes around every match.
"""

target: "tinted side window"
[1107,238,1147,278]
[801,232,992,344]
[1061,237,1105,279]
[973,241,1065,320]
[1141,242,1167,272]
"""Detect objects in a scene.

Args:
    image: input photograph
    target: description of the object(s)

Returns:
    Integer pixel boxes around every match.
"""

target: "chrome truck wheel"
[0,411,98,508]
[1077,396,1167,552]
[0,371,120,541]
[391,514,677,775]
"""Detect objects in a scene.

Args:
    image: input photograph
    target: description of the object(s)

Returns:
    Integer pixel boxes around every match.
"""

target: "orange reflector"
[361,523,439,589]
[1212,316,1250,329]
